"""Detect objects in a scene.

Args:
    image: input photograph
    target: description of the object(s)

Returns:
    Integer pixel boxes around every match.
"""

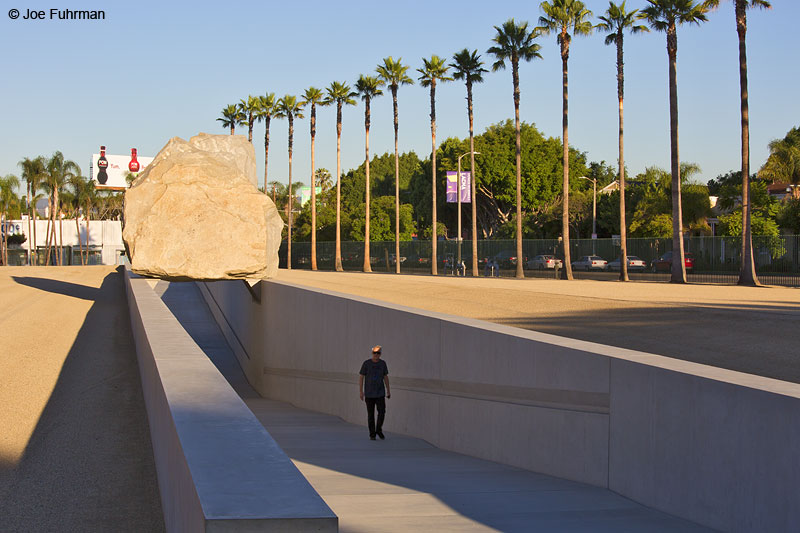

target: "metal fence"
[2,246,104,266]
[280,235,800,287]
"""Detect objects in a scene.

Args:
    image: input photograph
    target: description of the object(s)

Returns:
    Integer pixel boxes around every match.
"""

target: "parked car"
[651,251,694,273]
[527,254,563,270]
[607,255,647,272]
[492,250,527,269]
[571,255,608,271]
[405,254,430,267]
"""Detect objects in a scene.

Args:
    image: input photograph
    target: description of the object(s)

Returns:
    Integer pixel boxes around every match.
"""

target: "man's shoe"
[370,435,376,440]
[377,431,385,440]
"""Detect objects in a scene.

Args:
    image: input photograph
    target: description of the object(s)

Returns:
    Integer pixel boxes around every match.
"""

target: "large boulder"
[123,133,282,281]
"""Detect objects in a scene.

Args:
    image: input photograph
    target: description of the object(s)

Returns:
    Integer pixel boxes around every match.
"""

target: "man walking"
[359,345,390,440]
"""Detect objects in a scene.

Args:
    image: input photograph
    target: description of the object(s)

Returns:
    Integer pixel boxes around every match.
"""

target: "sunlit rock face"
[123,133,282,281]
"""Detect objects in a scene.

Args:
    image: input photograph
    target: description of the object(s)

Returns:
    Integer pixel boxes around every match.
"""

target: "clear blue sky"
[1,0,797,194]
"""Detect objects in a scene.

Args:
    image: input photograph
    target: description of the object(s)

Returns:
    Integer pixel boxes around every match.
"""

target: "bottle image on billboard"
[129,148,140,176]
[97,145,109,184]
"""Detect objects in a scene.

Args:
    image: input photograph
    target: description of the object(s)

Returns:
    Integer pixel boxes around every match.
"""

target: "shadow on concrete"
[1,268,165,532]
[484,302,800,384]
[11,275,101,301]
[155,280,708,532]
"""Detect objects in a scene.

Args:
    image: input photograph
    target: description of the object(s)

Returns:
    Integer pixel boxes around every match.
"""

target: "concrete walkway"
[158,281,709,532]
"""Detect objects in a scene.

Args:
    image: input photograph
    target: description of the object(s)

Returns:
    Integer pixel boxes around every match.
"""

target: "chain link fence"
[280,235,800,287]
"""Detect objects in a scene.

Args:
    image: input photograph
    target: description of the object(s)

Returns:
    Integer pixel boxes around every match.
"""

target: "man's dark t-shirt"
[360,359,388,398]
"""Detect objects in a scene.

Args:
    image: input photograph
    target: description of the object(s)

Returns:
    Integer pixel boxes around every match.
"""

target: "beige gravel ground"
[278,270,800,384]
[0,266,164,532]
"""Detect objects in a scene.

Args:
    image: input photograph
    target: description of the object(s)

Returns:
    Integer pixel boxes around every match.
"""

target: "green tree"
[237,95,260,143]
[450,49,487,276]
[216,104,241,135]
[275,95,305,270]
[255,93,278,186]
[538,0,594,281]
[777,198,800,234]
[488,19,542,279]
[302,87,329,271]
[0,174,21,266]
[355,75,385,272]
[760,126,800,196]
[417,55,452,275]
[326,81,357,272]
[642,0,713,283]
[19,156,46,264]
[597,1,648,281]
[69,175,95,265]
[376,57,414,274]
[43,152,80,265]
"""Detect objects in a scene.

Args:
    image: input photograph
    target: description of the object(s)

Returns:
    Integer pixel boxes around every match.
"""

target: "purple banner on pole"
[445,171,471,203]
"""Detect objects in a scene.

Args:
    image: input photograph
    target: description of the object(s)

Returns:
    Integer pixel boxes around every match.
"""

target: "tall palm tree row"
[302,87,328,271]
[326,81,358,272]
[355,75,384,273]
[417,55,452,276]
[450,49,487,276]
[488,19,542,279]
[376,57,414,274]
[255,93,277,187]
[597,1,649,282]
[0,174,21,266]
[238,96,260,143]
[538,0,594,282]
[217,104,241,135]
[43,152,80,266]
[275,95,305,270]
[642,0,712,284]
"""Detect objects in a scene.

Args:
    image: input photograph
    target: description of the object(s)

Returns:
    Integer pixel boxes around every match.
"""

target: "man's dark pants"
[365,396,386,437]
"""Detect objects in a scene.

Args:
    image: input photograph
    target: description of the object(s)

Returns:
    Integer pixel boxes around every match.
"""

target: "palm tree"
[538,1,593,282]
[642,0,712,283]
[597,1,649,282]
[488,19,542,279]
[302,87,329,271]
[451,49,488,276]
[702,0,770,285]
[43,152,79,265]
[0,174,21,266]
[417,55,453,276]
[355,75,384,273]
[326,81,358,272]
[70,175,94,265]
[760,133,800,194]
[19,156,45,265]
[237,96,260,143]
[255,93,277,187]
[217,104,241,135]
[275,95,305,270]
[376,57,414,274]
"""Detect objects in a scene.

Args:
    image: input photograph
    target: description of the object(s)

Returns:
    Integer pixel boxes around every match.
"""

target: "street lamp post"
[578,176,597,254]
[457,151,479,274]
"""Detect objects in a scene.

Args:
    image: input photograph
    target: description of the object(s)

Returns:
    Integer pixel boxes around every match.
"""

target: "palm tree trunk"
[618,35,629,282]
[57,189,64,266]
[230,124,234,136]
[44,195,52,265]
[513,58,524,279]
[26,184,33,265]
[75,216,84,265]
[85,201,91,264]
[287,115,293,270]
[248,116,254,143]
[264,117,271,186]
[561,49,572,280]
[363,99,372,273]
[430,83,438,276]
[667,27,687,284]
[469,81,478,276]
[311,104,318,271]
[736,2,759,286]
[32,201,38,265]
[392,87,401,274]
[335,102,344,272]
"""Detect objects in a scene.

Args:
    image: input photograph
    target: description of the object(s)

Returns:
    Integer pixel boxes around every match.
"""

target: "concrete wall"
[201,278,800,533]
[125,270,337,532]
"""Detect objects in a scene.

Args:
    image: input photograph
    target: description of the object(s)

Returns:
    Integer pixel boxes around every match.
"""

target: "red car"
[651,251,694,273]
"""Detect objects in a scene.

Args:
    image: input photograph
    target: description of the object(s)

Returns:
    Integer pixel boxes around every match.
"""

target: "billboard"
[90,147,153,190]
[446,171,471,203]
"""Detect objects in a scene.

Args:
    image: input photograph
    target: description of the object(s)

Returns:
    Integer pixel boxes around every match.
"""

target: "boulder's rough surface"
[123,133,282,281]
